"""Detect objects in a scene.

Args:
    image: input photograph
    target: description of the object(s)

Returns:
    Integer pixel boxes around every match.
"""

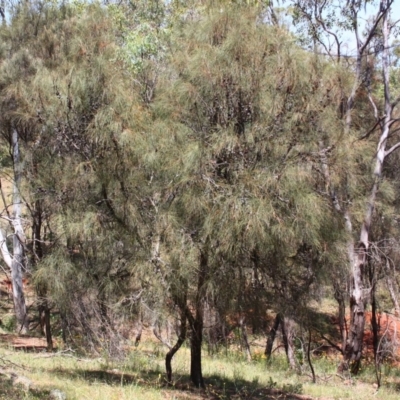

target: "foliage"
[0,0,400,388]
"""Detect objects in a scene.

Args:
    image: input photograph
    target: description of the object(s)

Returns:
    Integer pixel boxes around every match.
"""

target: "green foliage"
[0,0,400,385]
[1,314,16,332]
[150,4,352,324]
[282,382,303,394]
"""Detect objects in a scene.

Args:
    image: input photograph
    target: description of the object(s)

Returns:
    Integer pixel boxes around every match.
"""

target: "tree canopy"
[0,0,400,387]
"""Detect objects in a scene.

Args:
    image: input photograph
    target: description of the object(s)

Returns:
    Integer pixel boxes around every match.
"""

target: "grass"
[1,338,400,400]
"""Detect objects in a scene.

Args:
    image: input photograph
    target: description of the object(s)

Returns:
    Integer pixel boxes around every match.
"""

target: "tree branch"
[385,141,400,157]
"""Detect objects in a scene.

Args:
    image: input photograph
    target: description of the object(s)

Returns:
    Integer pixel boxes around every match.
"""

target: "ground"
[1,284,400,399]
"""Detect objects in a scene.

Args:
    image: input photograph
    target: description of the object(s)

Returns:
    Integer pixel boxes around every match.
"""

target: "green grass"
[1,340,400,399]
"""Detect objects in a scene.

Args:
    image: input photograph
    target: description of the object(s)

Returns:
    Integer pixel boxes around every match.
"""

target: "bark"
[307,329,316,383]
[281,316,298,371]
[239,316,251,361]
[371,282,379,363]
[186,250,207,388]
[189,313,204,388]
[60,311,68,344]
[38,298,53,351]
[265,312,282,360]
[341,2,394,373]
[342,243,367,374]
[44,305,52,351]
[11,243,28,333]
[11,129,28,333]
[33,200,53,351]
[166,308,187,384]
[135,321,142,347]
[0,228,12,269]
[333,282,347,355]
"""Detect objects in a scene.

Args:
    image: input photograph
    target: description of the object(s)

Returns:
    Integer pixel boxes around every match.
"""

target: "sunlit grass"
[1,339,400,399]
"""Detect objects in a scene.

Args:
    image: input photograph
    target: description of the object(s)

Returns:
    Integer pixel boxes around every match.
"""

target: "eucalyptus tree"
[0,126,29,333]
[288,0,400,373]
[0,1,41,333]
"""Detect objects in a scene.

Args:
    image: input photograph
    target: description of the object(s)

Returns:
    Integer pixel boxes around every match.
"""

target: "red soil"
[363,311,400,360]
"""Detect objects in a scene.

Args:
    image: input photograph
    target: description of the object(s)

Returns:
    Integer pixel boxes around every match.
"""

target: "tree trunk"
[11,129,28,333]
[135,320,142,347]
[341,4,393,373]
[186,250,207,388]
[239,316,251,361]
[44,304,53,351]
[166,308,186,384]
[265,312,282,360]
[33,199,52,350]
[37,289,53,351]
[60,311,68,345]
[307,329,316,383]
[369,261,379,369]
[341,244,367,374]
[281,316,298,371]
[39,300,53,351]
[333,282,347,354]
[189,315,204,388]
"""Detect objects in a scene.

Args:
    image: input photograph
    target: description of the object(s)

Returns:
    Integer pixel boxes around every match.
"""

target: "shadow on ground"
[50,367,311,399]
[0,375,54,400]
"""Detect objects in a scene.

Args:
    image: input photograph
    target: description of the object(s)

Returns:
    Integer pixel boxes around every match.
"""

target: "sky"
[341,1,400,56]
[281,0,400,57]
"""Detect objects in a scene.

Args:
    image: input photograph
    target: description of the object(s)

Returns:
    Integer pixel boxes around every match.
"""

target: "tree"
[289,0,400,373]
[0,128,29,333]
[152,1,349,383]
[0,0,151,349]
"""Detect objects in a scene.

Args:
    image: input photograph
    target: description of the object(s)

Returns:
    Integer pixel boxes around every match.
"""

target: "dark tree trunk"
[265,313,282,360]
[185,250,208,388]
[166,308,187,384]
[369,263,379,372]
[44,304,53,351]
[135,320,142,347]
[307,329,316,383]
[38,292,53,351]
[189,315,204,388]
[33,204,53,351]
[60,311,68,344]
[334,282,347,354]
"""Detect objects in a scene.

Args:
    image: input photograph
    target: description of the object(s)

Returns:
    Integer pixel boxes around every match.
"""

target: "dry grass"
[0,334,400,400]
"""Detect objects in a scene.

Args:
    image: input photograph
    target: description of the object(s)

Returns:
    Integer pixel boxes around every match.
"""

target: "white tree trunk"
[3,129,29,333]
[343,2,393,372]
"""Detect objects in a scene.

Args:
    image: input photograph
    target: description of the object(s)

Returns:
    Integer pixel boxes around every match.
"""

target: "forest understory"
[0,284,400,399]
